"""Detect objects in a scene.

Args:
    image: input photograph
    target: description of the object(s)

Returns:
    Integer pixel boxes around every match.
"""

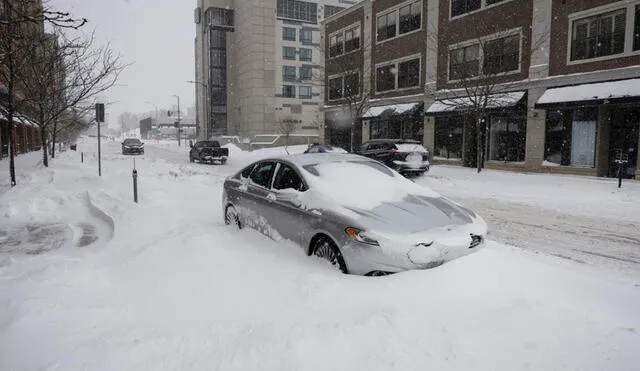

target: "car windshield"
[123,139,141,145]
[198,141,220,147]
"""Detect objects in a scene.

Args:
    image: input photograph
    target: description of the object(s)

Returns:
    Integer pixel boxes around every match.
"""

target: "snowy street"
[1,140,639,370]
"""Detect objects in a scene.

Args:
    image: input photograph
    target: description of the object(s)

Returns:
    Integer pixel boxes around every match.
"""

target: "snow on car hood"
[301,160,441,212]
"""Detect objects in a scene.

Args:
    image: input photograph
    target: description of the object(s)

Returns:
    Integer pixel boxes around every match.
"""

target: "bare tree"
[0,0,87,29]
[18,28,126,166]
[426,26,548,173]
[276,116,299,155]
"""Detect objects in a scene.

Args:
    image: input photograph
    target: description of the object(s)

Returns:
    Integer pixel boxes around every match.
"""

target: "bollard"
[133,169,138,203]
[81,152,84,163]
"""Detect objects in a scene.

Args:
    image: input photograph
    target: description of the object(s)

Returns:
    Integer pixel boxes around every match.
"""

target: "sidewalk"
[0,151,43,194]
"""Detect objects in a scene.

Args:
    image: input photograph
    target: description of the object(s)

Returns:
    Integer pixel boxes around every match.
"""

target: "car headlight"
[345,227,379,246]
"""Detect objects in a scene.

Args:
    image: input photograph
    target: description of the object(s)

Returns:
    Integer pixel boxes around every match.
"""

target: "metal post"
[81,152,84,163]
[177,95,181,146]
[618,164,623,188]
[133,169,138,203]
[97,121,102,176]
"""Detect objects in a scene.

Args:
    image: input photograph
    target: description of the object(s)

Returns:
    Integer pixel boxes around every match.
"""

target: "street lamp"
[187,80,208,139]
[172,94,181,146]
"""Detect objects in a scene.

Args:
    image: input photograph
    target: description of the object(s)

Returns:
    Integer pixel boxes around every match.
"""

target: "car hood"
[341,194,481,234]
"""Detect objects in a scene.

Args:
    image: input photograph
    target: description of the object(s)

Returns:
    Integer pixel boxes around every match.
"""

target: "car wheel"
[224,205,241,229]
[189,156,194,163]
[313,236,347,273]
[220,158,227,165]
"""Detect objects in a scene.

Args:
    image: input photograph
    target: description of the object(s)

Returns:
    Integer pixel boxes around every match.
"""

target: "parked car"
[304,143,348,154]
[189,140,229,165]
[122,138,144,155]
[222,153,486,276]
[358,139,430,177]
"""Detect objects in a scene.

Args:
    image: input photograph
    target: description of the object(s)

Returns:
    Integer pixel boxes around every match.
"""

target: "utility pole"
[173,94,181,146]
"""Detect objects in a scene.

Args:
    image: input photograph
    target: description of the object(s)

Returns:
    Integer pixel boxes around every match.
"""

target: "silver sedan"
[222,153,487,275]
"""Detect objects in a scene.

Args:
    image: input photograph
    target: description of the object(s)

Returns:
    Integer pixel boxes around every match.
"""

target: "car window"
[249,162,276,188]
[273,164,306,191]
[124,139,141,145]
[367,143,380,150]
[307,146,319,153]
[239,164,255,179]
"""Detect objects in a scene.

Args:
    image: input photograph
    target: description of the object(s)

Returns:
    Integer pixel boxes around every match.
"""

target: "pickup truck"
[189,140,229,165]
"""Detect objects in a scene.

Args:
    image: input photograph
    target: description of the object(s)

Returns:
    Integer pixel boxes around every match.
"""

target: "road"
[143,142,640,278]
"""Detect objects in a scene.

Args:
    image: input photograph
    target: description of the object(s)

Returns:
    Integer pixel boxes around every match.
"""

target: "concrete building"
[193,0,360,140]
[323,0,640,179]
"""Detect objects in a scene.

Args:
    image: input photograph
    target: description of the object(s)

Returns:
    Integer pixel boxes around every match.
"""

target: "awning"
[362,102,421,118]
[426,91,526,114]
[536,78,640,106]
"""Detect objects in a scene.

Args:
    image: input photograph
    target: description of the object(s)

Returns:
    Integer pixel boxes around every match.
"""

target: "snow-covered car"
[222,153,486,276]
[303,143,348,154]
[189,140,229,165]
[122,138,144,155]
[358,139,430,177]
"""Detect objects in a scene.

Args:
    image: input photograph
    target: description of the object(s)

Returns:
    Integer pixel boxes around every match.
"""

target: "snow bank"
[1,141,639,370]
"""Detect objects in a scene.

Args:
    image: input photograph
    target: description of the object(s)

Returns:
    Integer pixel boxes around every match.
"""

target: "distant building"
[193,0,359,140]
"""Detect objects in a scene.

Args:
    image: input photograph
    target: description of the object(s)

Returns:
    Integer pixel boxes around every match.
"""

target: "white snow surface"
[1,139,640,370]
[537,78,640,104]
[395,143,428,153]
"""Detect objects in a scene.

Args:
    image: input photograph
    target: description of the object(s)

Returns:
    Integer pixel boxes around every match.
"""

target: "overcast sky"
[51,0,196,127]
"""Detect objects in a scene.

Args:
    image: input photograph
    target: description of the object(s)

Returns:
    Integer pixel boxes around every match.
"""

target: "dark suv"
[358,139,430,177]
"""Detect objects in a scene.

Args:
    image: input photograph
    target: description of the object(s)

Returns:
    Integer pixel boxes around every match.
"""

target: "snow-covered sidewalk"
[0,151,45,194]
[1,141,639,370]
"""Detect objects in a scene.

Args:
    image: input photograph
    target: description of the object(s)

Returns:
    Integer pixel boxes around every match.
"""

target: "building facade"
[194,0,360,140]
[323,0,640,179]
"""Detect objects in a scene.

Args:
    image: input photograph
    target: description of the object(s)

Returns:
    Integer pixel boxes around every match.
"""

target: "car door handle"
[266,193,276,202]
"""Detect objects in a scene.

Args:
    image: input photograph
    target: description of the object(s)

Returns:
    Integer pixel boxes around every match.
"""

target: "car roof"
[257,153,371,167]
[362,138,421,144]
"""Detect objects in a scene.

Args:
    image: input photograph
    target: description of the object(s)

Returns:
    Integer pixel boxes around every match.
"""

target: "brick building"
[322,0,640,178]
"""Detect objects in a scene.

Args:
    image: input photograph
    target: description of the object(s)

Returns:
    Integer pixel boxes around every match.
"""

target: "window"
[300,29,313,43]
[449,44,480,80]
[634,5,640,50]
[376,57,420,92]
[451,0,481,17]
[571,9,626,61]
[299,48,312,61]
[486,0,506,5]
[240,164,255,179]
[434,116,464,159]
[399,2,421,34]
[283,85,296,98]
[544,108,597,167]
[282,66,296,82]
[276,0,318,24]
[329,33,344,57]
[299,66,312,80]
[249,162,277,188]
[324,5,345,18]
[283,27,296,41]
[376,65,395,92]
[283,46,296,60]
[273,164,306,191]
[377,11,397,41]
[344,26,360,53]
[398,59,420,88]
[483,34,520,74]
[299,86,312,99]
[329,77,342,100]
[344,73,359,96]
[488,117,527,162]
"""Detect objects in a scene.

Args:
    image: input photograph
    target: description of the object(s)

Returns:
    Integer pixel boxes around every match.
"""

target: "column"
[525,88,546,171]
[595,105,611,177]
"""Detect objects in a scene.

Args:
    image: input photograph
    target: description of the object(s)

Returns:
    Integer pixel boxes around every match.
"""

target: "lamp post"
[172,94,181,146]
[187,80,208,139]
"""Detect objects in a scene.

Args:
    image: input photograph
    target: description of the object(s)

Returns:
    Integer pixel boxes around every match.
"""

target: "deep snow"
[1,138,639,370]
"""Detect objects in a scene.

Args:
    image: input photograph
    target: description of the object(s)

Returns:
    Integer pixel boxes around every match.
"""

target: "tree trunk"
[40,128,49,167]
[8,113,17,187]
[476,117,484,173]
[51,128,57,159]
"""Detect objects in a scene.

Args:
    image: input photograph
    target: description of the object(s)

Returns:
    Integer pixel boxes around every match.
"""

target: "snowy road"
[143,142,640,278]
[1,140,639,370]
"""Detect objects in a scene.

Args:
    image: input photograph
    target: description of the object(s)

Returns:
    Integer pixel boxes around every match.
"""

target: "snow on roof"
[427,91,525,113]
[536,78,640,105]
[362,102,421,118]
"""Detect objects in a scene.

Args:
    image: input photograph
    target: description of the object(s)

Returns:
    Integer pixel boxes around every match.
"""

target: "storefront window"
[488,117,526,162]
[544,108,597,167]
[434,116,464,159]
[370,115,423,141]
